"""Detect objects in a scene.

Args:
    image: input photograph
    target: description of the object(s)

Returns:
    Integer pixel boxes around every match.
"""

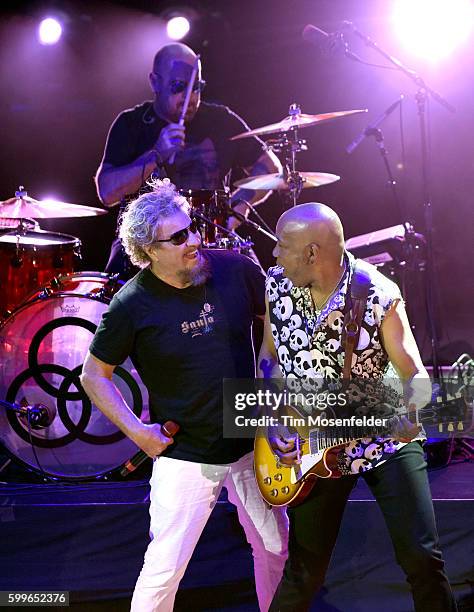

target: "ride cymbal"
[234,172,340,191]
[231,109,367,140]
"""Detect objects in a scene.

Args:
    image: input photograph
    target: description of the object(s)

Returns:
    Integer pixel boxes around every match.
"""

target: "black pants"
[269,442,457,612]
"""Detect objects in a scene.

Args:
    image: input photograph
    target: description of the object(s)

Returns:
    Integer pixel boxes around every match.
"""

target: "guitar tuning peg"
[447,422,454,432]
[438,422,443,433]
[457,422,464,431]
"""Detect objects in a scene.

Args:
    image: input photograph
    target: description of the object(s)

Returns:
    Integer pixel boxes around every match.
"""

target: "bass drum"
[0,272,149,480]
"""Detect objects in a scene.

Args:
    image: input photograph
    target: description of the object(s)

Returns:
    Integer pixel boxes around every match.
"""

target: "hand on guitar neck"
[387,407,422,443]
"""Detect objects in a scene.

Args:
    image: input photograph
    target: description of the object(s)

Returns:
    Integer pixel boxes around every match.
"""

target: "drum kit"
[0,105,364,480]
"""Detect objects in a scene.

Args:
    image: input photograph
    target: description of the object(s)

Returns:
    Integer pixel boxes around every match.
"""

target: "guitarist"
[258,203,457,611]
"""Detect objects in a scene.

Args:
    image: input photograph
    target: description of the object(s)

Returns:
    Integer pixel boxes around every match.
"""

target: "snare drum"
[0,272,148,480]
[179,189,230,246]
[0,229,81,316]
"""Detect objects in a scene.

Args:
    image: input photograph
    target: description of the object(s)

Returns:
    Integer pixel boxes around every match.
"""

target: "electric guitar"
[254,405,405,507]
[254,394,472,507]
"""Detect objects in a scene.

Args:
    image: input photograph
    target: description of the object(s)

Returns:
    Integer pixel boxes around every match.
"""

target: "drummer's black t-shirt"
[89,250,264,464]
[102,100,262,190]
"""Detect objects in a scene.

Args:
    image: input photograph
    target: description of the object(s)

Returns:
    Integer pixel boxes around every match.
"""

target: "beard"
[177,251,211,287]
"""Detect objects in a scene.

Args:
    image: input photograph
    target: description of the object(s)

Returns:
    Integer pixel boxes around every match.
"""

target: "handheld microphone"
[120,420,179,477]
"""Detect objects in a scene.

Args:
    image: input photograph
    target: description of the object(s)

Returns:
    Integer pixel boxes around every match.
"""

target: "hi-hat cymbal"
[231,109,367,140]
[0,194,107,219]
[234,172,340,191]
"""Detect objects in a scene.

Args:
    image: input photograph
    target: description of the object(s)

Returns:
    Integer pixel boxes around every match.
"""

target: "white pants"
[130,451,288,612]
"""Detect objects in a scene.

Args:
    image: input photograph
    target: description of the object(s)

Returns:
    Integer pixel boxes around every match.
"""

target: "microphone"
[0,399,56,429]
[302,23,362,62]
[120,420,180,477]
[346,95,404,154]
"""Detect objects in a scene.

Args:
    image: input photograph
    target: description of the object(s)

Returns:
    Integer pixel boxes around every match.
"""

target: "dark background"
[1,0,473,363]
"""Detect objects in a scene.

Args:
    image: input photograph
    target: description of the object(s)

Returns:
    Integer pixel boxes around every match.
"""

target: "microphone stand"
[194,210,277,243]
[343,21,456,394]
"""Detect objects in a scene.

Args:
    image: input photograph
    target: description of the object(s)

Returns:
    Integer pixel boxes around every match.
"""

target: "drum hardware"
[0,228,82,315]
[232,103,362,206]
[0,186,108,219]
[192,209,252,247]
[0,272,148,480]
[38,272,122,303]
[224,208,277,243]
[0,399,56,430]
[179,189,230,247]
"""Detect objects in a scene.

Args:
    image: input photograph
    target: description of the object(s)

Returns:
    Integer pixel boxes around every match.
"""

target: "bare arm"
[95,123,186,207]
[380,300,432,429]
[257,296,299,463]
[96,154,158,208]
[80,352,174,457]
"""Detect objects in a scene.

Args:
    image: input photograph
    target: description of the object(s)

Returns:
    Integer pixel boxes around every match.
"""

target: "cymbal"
[0,194,107,219]
[234,172,340,191]
[231,109,368,140]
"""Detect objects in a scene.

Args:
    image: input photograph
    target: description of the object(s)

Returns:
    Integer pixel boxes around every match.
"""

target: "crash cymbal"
[231,109,367,140]
[234,172,340,191]
[0,193,107,219]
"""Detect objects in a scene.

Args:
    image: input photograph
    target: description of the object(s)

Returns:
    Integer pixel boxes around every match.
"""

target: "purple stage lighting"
[166,16,190,41]
[38,17,63,45]
[392,0,474,61]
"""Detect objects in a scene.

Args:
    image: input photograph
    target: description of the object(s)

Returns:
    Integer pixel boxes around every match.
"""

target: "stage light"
[166,16,190,41]
[392,0,474,61]
[38,17,63,45]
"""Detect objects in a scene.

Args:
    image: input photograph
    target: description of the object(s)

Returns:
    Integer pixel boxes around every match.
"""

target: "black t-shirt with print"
[89,250,264,464]
[102,100,262,190]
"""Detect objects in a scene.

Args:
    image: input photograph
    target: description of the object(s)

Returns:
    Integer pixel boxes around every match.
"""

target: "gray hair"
[118,178,190,267]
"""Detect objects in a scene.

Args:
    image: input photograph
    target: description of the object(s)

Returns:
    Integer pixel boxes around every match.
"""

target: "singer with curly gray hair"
[81,177,288,612]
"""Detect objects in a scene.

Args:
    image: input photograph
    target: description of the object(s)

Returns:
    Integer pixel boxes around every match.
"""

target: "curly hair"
[118,178,190,268]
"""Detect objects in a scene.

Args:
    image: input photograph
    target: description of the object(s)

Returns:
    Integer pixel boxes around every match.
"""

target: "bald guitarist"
[257,202,457,611]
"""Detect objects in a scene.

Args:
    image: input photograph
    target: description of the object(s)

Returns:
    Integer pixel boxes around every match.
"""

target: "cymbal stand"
[267,103,309,207]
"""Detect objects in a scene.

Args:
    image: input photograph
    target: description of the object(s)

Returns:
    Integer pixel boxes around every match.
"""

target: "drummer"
[95,42,280,277]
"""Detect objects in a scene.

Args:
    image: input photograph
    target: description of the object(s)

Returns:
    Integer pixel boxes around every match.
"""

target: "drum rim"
[0,271,121,326]
[0,228,81,245]
[178,188,230,196]
[0,271,137,480]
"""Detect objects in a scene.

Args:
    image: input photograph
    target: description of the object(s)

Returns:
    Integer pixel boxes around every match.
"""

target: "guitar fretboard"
[308,426,387,452]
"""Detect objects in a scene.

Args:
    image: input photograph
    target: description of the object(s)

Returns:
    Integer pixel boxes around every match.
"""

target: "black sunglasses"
[169,78,206,95]
[154,220,199,246]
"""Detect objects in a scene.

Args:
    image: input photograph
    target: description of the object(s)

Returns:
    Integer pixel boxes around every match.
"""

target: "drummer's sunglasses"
[154,220,199,246]
[169,78,206,95]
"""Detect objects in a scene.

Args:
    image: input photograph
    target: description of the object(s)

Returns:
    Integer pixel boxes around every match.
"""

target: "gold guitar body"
[254,414,345,507]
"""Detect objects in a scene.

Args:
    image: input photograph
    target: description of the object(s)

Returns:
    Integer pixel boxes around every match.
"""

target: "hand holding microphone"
[120,420,179,477]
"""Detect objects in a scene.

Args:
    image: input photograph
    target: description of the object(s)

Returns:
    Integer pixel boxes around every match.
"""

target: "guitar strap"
[341,261,371,381]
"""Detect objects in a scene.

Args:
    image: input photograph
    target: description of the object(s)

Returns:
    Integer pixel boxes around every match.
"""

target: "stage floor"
[0,458,473,611]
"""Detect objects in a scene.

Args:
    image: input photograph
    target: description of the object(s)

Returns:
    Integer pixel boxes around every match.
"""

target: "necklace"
[310,263,347,313]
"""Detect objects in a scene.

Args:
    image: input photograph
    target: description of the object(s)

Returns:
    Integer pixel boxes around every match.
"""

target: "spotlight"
[392,0,474,61]
[166,16,191,41]
[38,17,63,45]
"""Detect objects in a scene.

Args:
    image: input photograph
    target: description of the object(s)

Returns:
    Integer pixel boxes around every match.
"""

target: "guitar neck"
[309,425,386,451]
